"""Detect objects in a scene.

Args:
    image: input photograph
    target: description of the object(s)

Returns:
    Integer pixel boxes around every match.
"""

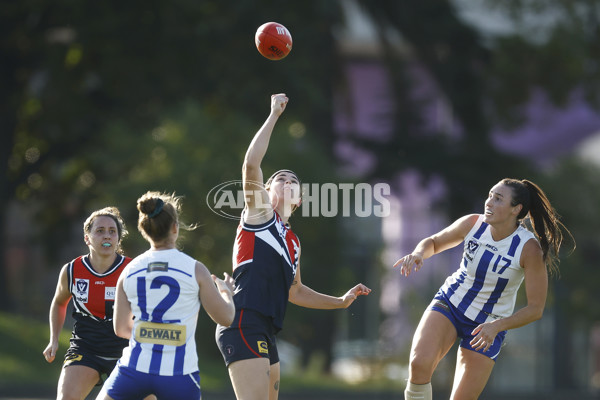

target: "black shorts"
[64,346,121,384]
[215,308,279,367]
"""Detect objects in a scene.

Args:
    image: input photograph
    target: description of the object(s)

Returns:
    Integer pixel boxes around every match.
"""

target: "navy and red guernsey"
[232,211,300,331]
[66,254,130,357]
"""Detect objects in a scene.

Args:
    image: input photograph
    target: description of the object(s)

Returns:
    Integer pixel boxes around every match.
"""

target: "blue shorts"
[104,363,201,400]
[429,292,507,361]
[215,308,279,366]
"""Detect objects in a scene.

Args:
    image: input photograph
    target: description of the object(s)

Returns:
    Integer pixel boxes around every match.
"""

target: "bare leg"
[449,347,495,400]
[405,310,457,400]
[408,310,458,384]
[57,365,100,400]
[228,358,271,400]
[269,362,280,400]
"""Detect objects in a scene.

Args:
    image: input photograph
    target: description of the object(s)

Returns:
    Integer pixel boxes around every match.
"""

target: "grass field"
[0,311,69,390]
[0,311,235,396]
[0,311,403,398]
[2,312,595,400]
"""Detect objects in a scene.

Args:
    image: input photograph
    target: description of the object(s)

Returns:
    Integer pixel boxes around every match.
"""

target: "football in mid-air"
[255,22,292,61]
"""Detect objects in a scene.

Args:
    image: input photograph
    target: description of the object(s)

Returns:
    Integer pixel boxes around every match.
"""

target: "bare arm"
[242,94,288,222]
[288,262,371,309]
[470,239,547,351]
[113,273,134,339]
[196,262,235,327]
[393,214,479,276]
[43,264,72,363]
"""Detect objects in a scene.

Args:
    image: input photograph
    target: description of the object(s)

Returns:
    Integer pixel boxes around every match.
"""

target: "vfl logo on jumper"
[257,341,269,354]
[136,321,186,346]
[75,279,89,303]
[465,240,480,262]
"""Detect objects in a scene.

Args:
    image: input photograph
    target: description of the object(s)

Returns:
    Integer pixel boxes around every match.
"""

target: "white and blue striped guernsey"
[119,249,200,376]
[439,215,537,324]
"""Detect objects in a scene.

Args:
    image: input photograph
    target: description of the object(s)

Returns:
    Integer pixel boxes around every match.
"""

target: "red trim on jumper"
[238,309,264,359]
[233,229,256,272]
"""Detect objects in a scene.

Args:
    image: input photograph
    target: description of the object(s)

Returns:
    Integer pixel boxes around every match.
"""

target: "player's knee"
[408,353,435,381]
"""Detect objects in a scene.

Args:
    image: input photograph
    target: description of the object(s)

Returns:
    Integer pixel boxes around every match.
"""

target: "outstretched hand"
[212,272,235,294]
[393,253,424,277]
[271,93,288,117]
[340,283,371,308]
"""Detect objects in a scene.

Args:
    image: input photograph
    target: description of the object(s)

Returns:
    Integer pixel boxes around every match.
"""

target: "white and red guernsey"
[67,254,130,356]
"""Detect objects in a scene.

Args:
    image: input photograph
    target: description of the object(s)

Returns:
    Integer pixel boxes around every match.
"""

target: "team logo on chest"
[75,279,90,303]
[465,239,480,262]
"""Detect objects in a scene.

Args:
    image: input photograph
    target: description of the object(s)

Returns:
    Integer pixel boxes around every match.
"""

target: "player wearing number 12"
[97,192,235,400]
[394,178,573,400]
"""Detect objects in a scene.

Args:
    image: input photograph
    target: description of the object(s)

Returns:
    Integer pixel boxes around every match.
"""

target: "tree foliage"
[2,0,599,375]
[2,0,343,366]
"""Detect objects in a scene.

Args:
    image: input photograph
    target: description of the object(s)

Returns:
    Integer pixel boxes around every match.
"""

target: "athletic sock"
[404,381,432,400]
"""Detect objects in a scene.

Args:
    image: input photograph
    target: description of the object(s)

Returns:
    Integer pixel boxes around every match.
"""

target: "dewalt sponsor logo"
[135,321,186,346]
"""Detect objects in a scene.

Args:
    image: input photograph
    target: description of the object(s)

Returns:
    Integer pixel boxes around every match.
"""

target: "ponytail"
[501,178,573,276]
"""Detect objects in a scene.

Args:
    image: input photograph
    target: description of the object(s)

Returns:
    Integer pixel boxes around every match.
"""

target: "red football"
[255,22,292,61]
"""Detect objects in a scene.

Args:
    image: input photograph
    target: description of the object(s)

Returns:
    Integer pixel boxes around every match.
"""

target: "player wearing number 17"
[394,178,574,400]
[96,192,235,400]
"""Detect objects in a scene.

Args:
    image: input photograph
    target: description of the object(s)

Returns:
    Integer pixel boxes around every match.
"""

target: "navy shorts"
[104,363,201,400]
[429,292,507,361]
[63,346,119,385]
[215,308,279,366]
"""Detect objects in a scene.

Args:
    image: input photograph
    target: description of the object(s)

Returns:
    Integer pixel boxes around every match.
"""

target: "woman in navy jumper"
[216,93,371,400]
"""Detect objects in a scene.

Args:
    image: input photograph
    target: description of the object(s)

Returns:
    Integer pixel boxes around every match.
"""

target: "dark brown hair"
[500,178,574,276]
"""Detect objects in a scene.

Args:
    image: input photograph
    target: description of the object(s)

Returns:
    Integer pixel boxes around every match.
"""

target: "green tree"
[1,0,344,370]
[3,0,599,377]
[531,159,600,389]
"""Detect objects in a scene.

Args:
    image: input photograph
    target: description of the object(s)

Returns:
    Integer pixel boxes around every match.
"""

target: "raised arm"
[242,94,288,222]
[393,214,479,277]
[196,262,235,327]
[43,264,72,363]
[288,262,371,309]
